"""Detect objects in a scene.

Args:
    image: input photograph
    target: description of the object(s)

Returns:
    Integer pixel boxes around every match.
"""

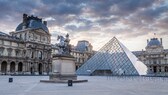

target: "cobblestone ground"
[0,76,168,95]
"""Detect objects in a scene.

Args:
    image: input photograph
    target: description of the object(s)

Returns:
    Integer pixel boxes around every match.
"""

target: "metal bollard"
[9,78,13,83]
[68,80,73,86]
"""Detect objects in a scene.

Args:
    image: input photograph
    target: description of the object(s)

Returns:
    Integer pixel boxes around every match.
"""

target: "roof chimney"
[23,13,27,22]
[22,13,28,29]
[43,21,47,26]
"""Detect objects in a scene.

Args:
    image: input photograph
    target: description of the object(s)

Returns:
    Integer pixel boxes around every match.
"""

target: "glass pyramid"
[76,37,147,76]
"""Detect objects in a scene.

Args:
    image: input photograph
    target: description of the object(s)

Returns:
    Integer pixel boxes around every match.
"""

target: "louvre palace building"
[133,38,168,76]
[0,14,94,75]
[0,14,52,75]
[1,13,168,76]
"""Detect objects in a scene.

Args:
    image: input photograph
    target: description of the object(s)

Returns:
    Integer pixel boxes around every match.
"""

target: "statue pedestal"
[40,54,87,83]
[50,55,77,80]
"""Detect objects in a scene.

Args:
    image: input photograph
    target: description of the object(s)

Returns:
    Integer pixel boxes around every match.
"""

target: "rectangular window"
[16,51,19,57]
[8,51,11,56]
[0,40,2,44]
[31,52,34,58]
[159,66,161,72]
[0,50,3,56]
[153,60,157,64]
[4,41,10,46]
[159,60,161,64]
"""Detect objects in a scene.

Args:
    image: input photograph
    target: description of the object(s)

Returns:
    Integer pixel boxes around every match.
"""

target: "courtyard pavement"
[0,76,168,95]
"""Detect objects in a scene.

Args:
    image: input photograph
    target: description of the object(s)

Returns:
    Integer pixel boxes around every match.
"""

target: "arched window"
[0,47,4,56]
[1,61,7,73]
[10,62,15,72]
[165,66,168,72]
[38,51,42,60]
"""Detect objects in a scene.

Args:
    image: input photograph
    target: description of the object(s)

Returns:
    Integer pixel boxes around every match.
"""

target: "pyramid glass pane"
[76,37,147,76]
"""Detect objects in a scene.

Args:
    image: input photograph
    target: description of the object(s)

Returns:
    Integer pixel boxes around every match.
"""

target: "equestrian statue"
[56,34,71,55]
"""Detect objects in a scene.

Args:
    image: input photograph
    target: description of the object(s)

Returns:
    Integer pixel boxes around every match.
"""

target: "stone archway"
[10,62,15,73]
[18,62,23,72]
[38,63,42,75]
[1,61,7,74]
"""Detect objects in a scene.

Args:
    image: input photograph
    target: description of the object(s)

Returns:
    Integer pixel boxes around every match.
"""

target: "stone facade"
[133,37,168,76]
[71,40,94,70]
[0,14,52,75]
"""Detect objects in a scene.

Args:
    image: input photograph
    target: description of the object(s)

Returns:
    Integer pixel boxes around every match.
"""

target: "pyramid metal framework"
[76,37,147,76]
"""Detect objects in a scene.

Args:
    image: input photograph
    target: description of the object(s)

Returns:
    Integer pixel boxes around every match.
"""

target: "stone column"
[34,62,38,75]
[25,62,27,72]
[28,62,31,74]
[44,63,46,74]
[26,62,29,72]
[36,50,38,59]
[157,66,160,72]
[43,63,46,75]
[34,63,37,72]
[26,62,29,74]
[22,63,25,74]
[15,63,18,74]
[7,63,10,75]
[26,31,29,41]
[161,66,164,72]
[0,63,1,74]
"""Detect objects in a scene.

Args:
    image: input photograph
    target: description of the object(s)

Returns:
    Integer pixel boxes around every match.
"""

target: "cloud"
[64,19,93,32]
[0,0,168,50]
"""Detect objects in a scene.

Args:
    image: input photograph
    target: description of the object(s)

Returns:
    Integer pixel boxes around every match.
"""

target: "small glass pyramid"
[76,37,147,76]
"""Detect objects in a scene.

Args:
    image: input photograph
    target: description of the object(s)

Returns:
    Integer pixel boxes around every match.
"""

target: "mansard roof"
[16,14,49,33]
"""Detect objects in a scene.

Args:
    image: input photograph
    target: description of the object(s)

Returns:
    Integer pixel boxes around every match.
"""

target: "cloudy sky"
[0,0,168,51]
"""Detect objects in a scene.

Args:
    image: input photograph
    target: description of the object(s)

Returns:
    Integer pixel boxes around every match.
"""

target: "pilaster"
[7,63,10,74]
[0,63,1,72]
[15,63,18,72]
[7,63,10,72]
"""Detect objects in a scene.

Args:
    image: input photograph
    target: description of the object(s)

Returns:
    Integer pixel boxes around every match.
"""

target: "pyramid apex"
[113,36,116,38]
[112,36,118,40]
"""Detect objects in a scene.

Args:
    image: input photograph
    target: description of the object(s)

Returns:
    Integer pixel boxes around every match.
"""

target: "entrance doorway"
[38,63,42,75]
[1,61,7,74]
[18,62,23,72]
[92,70,112,76]
[153,66,157,73]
